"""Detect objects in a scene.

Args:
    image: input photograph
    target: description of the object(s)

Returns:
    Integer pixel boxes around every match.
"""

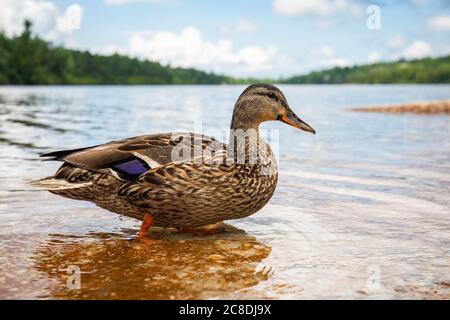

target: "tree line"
[0,21,238,85]
[281,56,450,84]
[1,21,449,85]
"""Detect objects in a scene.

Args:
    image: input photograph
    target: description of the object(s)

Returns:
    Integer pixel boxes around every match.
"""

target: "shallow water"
[0,84,449,299]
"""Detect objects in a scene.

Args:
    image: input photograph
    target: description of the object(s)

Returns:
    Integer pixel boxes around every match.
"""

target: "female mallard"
[32,84,315,237]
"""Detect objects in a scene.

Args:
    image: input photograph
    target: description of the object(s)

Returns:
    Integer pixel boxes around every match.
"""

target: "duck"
[31,83,315,238]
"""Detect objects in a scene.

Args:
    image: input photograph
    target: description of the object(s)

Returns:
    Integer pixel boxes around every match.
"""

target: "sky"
[1,0,450,78]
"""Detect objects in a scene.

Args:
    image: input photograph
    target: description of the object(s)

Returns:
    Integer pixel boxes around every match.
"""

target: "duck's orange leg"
[137,213,153,239]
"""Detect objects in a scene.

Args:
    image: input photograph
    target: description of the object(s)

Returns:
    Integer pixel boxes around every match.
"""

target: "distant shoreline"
[351,100,450,114]
[1,21,450,85]
[1,83,450,87]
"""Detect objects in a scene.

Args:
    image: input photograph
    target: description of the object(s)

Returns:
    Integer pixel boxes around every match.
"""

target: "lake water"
[0,84,449,299]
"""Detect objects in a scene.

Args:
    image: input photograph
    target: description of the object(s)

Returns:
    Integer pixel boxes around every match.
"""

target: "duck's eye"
[267,92,278,101]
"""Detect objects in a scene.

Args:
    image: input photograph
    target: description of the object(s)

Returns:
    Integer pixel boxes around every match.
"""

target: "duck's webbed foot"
[136,213,154,240]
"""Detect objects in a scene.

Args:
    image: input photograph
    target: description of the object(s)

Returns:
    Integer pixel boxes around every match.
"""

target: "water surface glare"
[0,85,449,299]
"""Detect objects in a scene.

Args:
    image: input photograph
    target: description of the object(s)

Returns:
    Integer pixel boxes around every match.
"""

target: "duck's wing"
[41,132,227,181]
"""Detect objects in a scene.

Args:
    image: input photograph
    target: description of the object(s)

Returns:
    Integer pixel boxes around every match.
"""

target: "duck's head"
[231,83,315,134]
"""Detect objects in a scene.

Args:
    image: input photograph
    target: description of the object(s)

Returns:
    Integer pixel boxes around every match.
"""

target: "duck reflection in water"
[32,224,272,300]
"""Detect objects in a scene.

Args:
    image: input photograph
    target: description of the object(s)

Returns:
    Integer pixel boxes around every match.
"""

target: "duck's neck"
[229,114,267,165]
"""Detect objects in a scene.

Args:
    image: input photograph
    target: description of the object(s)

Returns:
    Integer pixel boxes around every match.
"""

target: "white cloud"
[443,45,450,56]
[234,18,259,34]
[220,18,259,35]
[327,58,350,67]
[410,0,430,5]
[388,35,404,48]
[403,41,432,59]
[104,0,164,5]
[273,0,362,17]
[314,19,338,30]
[367,51,380,63]
[310,45,350,69]
[100,27,293,77]
[428,15,450,32]
[53,4,82,35]
[314,45,334,57]
[0,0,82,42]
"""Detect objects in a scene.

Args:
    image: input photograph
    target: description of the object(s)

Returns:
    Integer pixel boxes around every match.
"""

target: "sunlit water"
[0,85,449,299]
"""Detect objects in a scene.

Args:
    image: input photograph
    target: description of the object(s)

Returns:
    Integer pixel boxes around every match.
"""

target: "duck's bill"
[279,113,316,134]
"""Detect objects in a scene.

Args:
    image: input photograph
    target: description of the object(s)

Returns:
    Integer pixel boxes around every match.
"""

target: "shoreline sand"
[351,100,450,114]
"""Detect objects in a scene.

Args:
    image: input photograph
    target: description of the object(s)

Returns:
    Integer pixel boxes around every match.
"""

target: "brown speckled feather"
[37,131,277,227]
[49,133,220,171]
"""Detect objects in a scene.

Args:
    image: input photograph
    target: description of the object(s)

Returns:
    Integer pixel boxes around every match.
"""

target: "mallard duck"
[32,84,315,237]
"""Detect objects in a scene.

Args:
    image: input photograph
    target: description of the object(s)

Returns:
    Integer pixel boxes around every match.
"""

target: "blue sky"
[1,0,450,77]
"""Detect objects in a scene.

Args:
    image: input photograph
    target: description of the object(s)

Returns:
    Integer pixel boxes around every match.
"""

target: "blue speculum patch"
[112,158,150,178]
